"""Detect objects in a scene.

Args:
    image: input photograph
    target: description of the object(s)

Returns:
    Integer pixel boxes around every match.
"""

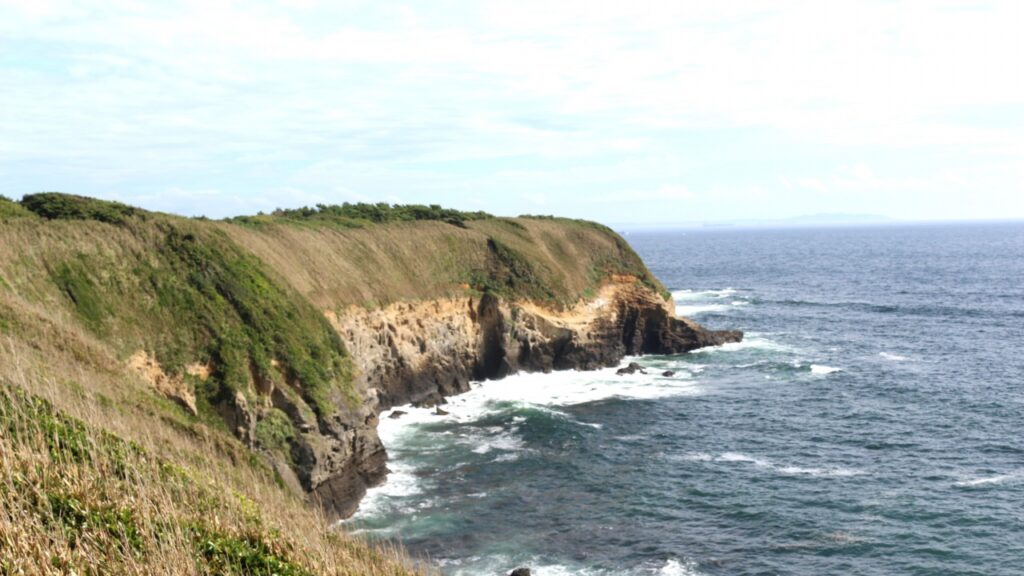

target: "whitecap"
[672,287,748,317]
[699,335,793,354]
[879,352,910,361]
[676,303,730,316]
[469,431,524,454]
[657,558,704,576]
[672,288,737,300]
[810,364,842,375]
[364,360,704,514]
[717,452,770,467]
[955,473,1021,487]
[350,459,424,519]
[713,452,863,478]
[777,465,864,478]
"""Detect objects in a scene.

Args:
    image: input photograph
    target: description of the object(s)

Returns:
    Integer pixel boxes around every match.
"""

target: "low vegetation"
[0,355,422,575]
[0,192,669,573]
[230,202,493,229]
[21,192,140,225]
[0,195,36,221]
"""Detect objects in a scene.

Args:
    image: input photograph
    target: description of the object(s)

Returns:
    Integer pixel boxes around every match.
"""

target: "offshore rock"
[617,362,646,375]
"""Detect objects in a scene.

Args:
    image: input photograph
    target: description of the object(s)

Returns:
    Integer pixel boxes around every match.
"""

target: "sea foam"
[673,287,748,317]
[954,472,1022,487]
[711,452,864,478]
[810,364,842,375]
[658,558,704,576]
[358,359,705,519]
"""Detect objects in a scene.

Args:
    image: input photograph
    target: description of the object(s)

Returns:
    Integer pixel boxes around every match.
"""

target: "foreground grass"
[0,341,425,576]
[0,193,667,573]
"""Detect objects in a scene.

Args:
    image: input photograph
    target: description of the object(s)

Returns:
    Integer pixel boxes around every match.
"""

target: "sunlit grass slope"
[0,192,665,573]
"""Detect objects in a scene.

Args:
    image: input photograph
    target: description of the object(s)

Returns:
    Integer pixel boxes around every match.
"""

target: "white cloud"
[595,185,696,204]
[0,1,1021,220]
[783,164,927,194]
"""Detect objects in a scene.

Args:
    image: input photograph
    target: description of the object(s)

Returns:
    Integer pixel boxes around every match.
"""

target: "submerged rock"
[662,370,676,377]
[388,410,406,420]
[509,569,531,576]
[616,362,647,375]
[434,406,450,416]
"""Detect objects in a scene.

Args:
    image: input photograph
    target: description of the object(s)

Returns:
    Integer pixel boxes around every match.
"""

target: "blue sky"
[1,1,1022,223]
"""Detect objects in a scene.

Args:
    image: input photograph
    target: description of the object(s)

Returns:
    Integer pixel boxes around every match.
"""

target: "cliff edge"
[0,194,741,526]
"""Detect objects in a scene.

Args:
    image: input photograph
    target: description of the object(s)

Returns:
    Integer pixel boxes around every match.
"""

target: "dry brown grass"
[0,208,659,574]
[219,216,658,311]
[0,307,427,575]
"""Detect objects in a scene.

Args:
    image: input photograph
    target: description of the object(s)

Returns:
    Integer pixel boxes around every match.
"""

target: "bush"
[21,192,139,225]
[234,202,494,228]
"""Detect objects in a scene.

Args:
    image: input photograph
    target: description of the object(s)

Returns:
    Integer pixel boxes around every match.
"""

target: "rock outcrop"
[319,277,741,517]
[2,194,743,523]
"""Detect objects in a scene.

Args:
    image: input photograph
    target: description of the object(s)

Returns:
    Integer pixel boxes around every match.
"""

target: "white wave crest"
[713,452,864,478]
[350,459,425,519]
[361,360,706,517]
[879,352,910,361]
[672,288,747,317]
[810,364,842,375]
[379,360,703,431]
[672,288,737,300]
[658,558,704,576]
[955,472,1022,487]
[718,452,770,466]
[698,335,793,354]
[676,303,730,316]
[469,430,524,454]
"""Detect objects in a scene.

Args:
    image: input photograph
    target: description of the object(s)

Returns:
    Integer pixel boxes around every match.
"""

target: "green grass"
[467,237,560,304]
[254,407,296,456]
[50,259,111,336]
[0,195,37,221]
[4,212,357,466]
[0,384,401,575]
[45,492,146,557]
[151,224,354,416]
[188,523,312,576]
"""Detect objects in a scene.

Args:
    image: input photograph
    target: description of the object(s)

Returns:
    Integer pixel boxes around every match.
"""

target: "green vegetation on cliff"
[0,374,417,575]
[232,202,493,229]
[0,192,670,574]
[0,194,36,221]
[21,192,141,225]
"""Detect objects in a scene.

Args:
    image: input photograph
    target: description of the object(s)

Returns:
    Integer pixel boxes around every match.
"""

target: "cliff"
[0,193,740,570]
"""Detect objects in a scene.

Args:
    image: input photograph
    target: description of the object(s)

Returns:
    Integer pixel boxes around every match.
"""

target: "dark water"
[349,223,1024,575]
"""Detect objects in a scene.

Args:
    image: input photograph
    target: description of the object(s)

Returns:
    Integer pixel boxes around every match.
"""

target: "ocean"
[346,222,1024,576]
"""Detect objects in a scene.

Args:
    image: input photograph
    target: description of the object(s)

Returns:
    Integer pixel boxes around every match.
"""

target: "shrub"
[232,202,494,228]
[21,192,139,225]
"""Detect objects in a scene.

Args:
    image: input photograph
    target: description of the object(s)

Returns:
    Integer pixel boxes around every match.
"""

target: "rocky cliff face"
[0,195,742,522]
[319,277,741,517]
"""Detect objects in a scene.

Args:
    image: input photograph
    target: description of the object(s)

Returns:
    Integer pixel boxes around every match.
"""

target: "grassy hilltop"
[0,193,665,574]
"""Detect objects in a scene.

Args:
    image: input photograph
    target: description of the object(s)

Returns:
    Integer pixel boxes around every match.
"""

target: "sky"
[1,1,1022,224]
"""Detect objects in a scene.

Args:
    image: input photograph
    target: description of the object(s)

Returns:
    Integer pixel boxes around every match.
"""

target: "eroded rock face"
[314,280,742,518]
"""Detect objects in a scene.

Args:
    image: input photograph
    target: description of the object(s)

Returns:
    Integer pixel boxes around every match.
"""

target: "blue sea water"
[348,222,1024,576]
